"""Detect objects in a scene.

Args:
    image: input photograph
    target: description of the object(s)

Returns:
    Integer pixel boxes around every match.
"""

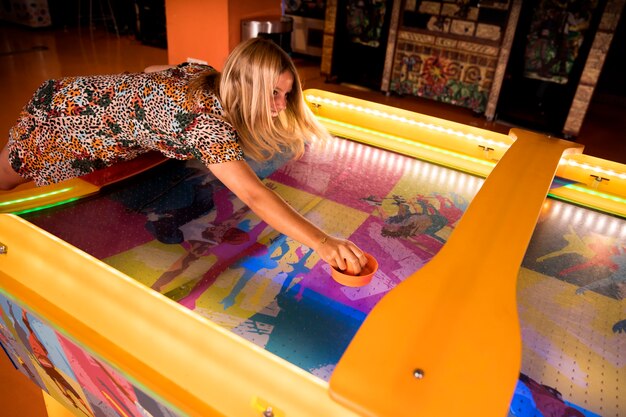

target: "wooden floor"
[0,20,624,417]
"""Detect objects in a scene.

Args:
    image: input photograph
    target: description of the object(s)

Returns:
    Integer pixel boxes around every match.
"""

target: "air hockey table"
[0,89,624,417]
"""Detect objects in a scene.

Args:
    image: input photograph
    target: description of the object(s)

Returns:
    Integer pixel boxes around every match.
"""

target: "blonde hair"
[189,38,330,161]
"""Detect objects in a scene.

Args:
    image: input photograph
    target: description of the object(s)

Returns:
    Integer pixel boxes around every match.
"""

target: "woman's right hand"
[315,235,368,275]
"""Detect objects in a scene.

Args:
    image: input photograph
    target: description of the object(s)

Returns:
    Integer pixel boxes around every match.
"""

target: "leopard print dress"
[7,63,244,186]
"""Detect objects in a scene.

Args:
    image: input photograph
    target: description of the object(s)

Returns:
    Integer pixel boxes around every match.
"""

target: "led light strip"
[563,158,626,180]
[318,116,496,168]
[0,187,74,207]
[12,198,81,215]
[558,184,626,205]
[306,94,509,149]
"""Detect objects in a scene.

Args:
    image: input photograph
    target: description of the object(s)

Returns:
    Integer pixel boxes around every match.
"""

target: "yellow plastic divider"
[329,129,583,417]
[0,214,363,417]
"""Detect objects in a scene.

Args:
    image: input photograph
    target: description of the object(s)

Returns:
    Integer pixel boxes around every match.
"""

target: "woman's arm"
[208,160,367,273]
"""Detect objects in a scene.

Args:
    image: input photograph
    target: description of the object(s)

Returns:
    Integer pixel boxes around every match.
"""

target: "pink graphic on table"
[59,335,146,417]
[270,139,405,212]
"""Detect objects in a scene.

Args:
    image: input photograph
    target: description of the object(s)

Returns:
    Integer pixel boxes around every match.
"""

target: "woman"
[0,38,367,273]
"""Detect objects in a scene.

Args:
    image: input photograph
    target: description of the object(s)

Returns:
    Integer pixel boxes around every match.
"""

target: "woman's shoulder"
[161,62,217,77]
[143,64,175,73]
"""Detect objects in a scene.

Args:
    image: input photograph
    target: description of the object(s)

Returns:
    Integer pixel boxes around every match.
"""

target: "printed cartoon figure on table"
[362,192,467,253]
[535,224,626,333]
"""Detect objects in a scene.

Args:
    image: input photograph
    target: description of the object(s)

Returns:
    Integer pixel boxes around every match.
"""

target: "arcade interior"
[1,1,625,417]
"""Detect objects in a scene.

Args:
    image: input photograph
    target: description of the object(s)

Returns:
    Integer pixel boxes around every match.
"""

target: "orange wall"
[166,0,281,70]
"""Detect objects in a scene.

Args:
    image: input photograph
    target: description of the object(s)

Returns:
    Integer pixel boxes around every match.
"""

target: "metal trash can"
[241,15,294,53]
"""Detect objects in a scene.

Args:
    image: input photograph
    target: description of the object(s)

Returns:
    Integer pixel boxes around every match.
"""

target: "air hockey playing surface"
[0,91,624,417]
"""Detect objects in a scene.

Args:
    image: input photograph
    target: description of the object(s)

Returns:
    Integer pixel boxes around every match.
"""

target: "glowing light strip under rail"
[0,187,74,207]
[559,184,626,204]
[306,94,510,150]
[563,159,626,180]
[12,198,81,216]
[319,116,496,168]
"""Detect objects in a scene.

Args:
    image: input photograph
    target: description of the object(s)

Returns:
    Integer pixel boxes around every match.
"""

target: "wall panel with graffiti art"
[386,0,515,113]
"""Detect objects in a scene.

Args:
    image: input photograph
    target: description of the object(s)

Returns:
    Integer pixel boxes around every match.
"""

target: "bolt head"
[413,369,425,379]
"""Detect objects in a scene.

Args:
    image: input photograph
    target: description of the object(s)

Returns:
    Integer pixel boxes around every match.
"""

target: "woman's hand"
[315,235,368,275]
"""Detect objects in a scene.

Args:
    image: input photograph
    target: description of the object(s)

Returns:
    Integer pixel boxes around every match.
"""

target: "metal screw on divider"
[413,369,425,379]
[0,243,6,254]
[263,407,275,417]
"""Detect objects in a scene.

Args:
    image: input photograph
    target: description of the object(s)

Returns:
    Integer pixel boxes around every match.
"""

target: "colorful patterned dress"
[7,63,244,186]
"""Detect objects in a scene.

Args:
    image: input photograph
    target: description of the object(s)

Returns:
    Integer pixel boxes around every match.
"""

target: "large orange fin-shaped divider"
[329,129,584,417]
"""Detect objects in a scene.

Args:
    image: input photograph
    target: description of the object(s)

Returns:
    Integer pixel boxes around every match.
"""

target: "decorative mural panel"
[563,0,625,136]
[0,294,183,417]
[388,0,513,113]
[284,0,327,19]
[402,0,510,41]
[389,31,499,112]
[344,0,389,47]
[523,0,601,84]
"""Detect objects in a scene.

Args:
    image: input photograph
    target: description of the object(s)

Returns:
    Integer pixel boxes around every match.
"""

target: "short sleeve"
[182,114,244,165]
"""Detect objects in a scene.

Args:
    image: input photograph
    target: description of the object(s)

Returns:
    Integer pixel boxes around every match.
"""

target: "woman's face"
[271,70,294,117]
